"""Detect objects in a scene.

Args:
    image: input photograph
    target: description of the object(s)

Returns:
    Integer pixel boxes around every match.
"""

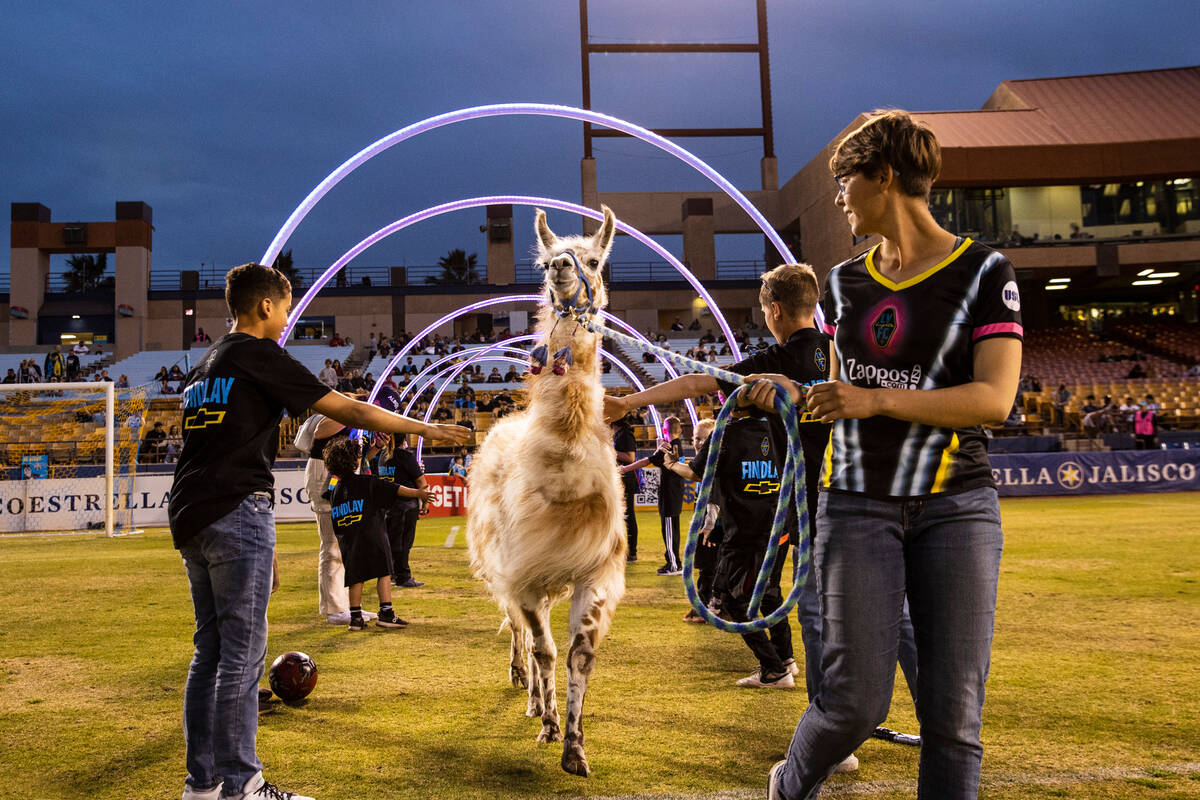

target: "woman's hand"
[806,380,879,422]
[416,486,436,505]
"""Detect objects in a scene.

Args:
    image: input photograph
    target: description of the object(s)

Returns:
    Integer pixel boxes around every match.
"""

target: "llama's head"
[534,205,615,317]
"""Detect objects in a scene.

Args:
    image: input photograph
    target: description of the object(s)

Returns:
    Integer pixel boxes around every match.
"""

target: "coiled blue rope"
[680,384,810,633]
[577,315,816,634]
[551,251,815,633]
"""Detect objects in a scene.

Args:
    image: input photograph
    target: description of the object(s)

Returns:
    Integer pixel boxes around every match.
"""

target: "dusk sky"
[3,0,1196,282]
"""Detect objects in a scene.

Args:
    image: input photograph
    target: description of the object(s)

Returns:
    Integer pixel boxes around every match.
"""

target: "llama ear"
[595,205,616,257]
[535,209,556,252]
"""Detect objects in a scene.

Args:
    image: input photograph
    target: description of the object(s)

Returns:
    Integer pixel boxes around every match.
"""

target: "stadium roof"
[850,66,1200,185]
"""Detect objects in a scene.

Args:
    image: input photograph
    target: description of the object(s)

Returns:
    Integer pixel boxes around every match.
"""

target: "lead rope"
[541,250,819,632]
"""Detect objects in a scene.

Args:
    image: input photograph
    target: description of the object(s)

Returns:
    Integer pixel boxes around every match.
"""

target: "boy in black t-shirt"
[666,411,796,688]
[324,437,432,630]
[170,263,469,800]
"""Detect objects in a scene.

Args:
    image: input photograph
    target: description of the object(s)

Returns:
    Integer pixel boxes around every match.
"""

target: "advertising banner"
[990,450,1200,496]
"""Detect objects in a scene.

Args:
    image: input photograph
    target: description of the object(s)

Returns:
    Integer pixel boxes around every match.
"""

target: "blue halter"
[545,249,598,320]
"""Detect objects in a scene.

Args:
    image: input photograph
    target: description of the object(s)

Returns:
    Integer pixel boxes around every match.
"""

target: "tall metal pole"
[105,381,115,536]
[757,0,775,159]
[580,0,593,158]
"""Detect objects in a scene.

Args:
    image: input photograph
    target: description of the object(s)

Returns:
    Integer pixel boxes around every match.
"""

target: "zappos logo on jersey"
[814,346,827,373]
[1002,281,1021,312]
[842,357,922,390]
[872,307,898,348]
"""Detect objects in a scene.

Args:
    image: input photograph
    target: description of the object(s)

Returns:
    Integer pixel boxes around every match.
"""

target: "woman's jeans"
[178,493,275,795]
[775,486,1003,800]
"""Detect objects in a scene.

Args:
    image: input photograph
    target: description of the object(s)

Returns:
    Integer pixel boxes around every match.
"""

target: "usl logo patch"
[872,307,898,348]
[760,436,770,457]
[814,347,827,373]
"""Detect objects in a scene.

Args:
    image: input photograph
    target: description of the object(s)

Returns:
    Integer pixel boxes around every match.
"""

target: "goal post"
[0,381,148,536]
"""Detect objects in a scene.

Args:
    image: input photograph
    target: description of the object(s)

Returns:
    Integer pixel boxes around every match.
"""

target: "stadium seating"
[0,352,106,381]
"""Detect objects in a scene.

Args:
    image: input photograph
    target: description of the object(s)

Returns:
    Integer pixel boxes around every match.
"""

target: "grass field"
[2,494,1198,800]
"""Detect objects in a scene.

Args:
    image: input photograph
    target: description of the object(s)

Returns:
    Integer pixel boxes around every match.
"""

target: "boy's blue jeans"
[179,493,275,796]
[775,486,1003,800]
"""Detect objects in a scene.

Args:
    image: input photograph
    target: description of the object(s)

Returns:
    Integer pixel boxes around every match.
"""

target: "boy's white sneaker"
[833,753,860,773]
[229,771,315,800]
[181,783,222,800]
[735,666,795,689]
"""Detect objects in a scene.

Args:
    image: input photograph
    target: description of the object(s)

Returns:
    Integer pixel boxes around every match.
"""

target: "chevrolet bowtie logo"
[335,514,362,527]
[184,408,226,430]
[743,480,780,495]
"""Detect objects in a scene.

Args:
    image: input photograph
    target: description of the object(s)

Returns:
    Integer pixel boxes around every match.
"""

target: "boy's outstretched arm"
[312,391,472,444]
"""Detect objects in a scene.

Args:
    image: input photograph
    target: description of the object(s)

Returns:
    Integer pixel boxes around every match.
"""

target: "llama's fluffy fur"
[467,207,626,777]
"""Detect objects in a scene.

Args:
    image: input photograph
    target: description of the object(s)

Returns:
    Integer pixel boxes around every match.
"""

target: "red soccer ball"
[268,651,318,703]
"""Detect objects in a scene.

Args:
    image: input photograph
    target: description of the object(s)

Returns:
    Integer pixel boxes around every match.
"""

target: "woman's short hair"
[830,109,941,198]
[693,418,716,443]
[759,263,819,317]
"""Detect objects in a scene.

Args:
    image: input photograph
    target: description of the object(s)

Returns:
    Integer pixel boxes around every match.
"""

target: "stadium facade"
[3,66,1198,360]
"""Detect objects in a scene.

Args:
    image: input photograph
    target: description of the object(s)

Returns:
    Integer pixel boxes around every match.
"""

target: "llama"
[467,206,626,777]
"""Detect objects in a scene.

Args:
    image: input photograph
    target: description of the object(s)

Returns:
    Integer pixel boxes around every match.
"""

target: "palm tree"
[426,249,480,285]
[272,249,303,291]
[62,253,115,292]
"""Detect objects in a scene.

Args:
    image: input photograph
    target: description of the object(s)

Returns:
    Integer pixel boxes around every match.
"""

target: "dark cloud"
[2,0,1195,277]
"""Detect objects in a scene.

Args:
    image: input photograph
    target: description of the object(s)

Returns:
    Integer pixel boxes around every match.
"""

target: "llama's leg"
[522,602,561,742]
[561,584,612,777]
[507,616,528,689]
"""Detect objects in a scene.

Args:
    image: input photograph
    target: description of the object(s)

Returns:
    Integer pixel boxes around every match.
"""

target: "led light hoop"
[404,341,664,460]
[280,195,744,362]
[368,294,698,425]
[260,103,805,315]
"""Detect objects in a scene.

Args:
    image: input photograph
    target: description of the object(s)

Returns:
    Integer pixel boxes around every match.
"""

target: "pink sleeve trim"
[822,322,837,336]
[973,322,1023,340]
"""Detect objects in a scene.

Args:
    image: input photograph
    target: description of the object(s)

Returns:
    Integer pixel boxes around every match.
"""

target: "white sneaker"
[182,783,221,800]
[833,753,859,773]
[766,759,787,800]
[326,610,375,624]
[735,666,795,689]
[230,771,315,800]
[782,657,800,677]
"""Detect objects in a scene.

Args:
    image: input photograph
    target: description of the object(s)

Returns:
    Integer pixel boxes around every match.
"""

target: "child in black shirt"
[170,263,469,800]
[667,410,795,688]
[324,437,432,630]
[648,416,684,576]
[367,432,428,588]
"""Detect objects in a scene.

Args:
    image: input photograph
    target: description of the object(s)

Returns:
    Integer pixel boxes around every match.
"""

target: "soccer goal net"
[0,382,149,535]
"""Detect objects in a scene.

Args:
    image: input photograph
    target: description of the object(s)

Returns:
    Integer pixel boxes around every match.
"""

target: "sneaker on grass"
[327,610,376,624]
[181,782,221,800]
[376,611,409,629]
[231,771,314,800]
[833,753,859,773]
[347,616,367,632]
[782,657,800,677]
[736,666,794,689]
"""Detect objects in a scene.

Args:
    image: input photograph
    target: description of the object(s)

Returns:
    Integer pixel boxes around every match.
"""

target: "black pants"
[623,480,639,557]
[660,512,680,570]
[717,541,792,676]
[385,504,419,582]
[695,519,725,605]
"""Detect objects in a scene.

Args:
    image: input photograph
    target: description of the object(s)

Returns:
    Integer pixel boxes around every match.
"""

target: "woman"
[756,110,1022,800]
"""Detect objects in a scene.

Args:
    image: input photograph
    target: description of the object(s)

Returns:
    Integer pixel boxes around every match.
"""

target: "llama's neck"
[527,309,603,444]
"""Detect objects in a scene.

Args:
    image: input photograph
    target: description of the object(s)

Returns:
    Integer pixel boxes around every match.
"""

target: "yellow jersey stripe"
[929,432,960,493]
[865,237,974,291]
[821,435,834,488]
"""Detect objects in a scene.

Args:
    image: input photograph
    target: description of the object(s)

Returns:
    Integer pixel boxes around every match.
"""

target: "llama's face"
[534,206,615,313]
